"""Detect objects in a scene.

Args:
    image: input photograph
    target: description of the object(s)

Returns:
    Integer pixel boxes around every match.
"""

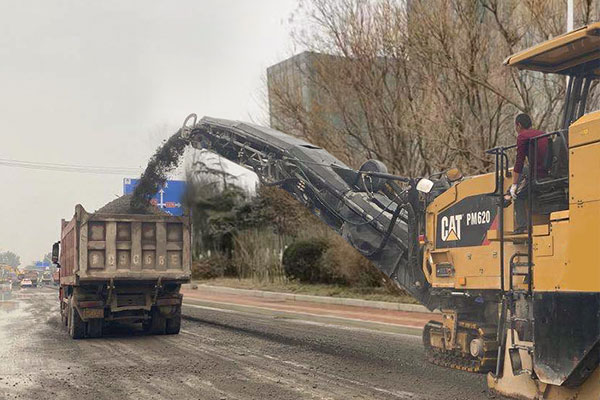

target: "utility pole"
[566,0,574,86]
[567,0,574,32]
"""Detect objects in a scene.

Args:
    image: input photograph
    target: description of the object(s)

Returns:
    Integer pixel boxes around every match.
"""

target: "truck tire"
[148,307,166,335]
[166,310,181,335]
[68,301,85,339]
[87,319,103,338]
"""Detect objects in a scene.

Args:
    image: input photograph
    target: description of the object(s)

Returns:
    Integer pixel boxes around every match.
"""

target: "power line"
[0,157,138,170]
[0,158,142,175]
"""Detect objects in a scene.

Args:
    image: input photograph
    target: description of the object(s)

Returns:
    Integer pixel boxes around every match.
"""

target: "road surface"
[181,287,441,336]
[0,287,508,400]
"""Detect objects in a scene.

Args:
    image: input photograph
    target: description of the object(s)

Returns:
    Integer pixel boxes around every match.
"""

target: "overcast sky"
[0,0,297,265]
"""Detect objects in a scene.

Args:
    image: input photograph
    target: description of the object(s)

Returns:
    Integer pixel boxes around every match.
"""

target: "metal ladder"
[489,129,572,380]
[507,251,534,376]
[487,145,535,378]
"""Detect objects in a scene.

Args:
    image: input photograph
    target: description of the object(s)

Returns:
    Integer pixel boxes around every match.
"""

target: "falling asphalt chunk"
[95,193,167,215]
[130,128,190,213]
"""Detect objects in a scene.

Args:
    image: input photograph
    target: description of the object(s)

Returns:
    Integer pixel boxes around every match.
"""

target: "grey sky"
[0,0,297,266]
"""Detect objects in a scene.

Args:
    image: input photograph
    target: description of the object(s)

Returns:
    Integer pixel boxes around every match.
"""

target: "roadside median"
[182,283,430,312]
[181,283,440,336]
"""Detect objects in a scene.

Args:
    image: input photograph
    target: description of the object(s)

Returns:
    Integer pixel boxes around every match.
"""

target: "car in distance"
[20,279,33,288]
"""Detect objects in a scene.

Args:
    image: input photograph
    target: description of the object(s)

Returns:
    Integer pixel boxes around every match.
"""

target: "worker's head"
[515,113,532,133]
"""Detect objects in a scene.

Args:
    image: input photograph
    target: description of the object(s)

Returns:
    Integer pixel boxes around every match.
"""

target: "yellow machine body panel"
[533,111,600,293]
[424,111,600,295]
[569,109,600,147]
[504,23,600,77]
[424,172,530,291]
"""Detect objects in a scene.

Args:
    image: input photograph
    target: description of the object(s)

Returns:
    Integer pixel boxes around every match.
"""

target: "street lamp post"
[567,0,573,32]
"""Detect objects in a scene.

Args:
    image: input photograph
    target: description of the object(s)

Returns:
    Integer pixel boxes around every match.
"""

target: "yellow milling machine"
[187,24,600,400]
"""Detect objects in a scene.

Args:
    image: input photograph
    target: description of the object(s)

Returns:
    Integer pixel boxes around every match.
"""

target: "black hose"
[363,202,403,256]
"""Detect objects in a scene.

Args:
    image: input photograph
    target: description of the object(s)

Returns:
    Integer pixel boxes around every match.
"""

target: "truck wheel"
[166,310,181,335]
[149,307,166,335]
[87,319,103,338]
[68,301,86,339]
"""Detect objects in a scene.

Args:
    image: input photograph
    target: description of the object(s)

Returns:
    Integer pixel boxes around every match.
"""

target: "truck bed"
[60,205,191,285]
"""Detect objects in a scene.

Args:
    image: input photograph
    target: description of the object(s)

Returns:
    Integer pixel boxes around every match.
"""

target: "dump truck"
[52,204,191,339]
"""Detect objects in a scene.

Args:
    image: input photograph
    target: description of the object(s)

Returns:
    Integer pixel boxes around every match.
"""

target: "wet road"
[0,287,508,400]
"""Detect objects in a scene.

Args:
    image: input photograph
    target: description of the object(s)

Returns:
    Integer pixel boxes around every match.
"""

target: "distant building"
[266,51,369,149]
[266,51,316,133]
[267,52,354,132]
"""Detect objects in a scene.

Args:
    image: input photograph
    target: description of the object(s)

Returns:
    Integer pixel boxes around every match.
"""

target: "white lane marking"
[183,303,237,314]
[183,299,423,336]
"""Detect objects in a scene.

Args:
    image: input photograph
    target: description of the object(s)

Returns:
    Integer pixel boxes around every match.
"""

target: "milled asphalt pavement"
[0,286,509,400]
[181,286,441,336]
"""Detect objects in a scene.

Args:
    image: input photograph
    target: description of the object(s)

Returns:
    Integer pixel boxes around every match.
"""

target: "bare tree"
[0,251,20,268]
[268,0,600,176]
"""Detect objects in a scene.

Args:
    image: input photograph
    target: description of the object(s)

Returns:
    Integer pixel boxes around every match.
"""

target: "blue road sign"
[35,261,50,269]
[123,178,186,216]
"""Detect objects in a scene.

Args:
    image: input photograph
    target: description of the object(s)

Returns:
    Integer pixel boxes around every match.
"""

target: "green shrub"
[282,238,330,283]
[283,234,385,287]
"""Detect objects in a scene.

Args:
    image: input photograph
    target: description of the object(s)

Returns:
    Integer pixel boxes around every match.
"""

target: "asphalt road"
[0,287,508,400]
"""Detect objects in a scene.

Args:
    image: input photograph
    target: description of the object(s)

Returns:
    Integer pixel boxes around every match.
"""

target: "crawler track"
[423,320,498,373]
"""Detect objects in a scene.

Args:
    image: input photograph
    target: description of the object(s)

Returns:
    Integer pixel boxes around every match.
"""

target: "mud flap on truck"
[144,306,167,335]
[66,294,104,339]
[150,278,183,335]
[160,302,182,335]
[144,299,182,335]
[143,305,181,335]
[68,296,86,339]
[165,310,181,334]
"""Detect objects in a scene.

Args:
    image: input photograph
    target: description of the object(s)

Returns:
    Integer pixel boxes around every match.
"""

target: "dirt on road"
[0,287,508,400]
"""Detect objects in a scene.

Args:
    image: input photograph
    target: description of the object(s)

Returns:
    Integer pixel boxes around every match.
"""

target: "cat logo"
[441,214,463,241]
[435,195,497,249]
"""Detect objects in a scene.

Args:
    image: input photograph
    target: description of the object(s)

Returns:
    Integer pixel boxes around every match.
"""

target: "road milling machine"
[186,24,600,399]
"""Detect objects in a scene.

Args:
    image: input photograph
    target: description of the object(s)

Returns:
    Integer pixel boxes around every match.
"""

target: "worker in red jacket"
[507,113,548,233]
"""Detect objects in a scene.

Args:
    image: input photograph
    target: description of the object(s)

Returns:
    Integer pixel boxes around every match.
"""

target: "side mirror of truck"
[52,242,60,263]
